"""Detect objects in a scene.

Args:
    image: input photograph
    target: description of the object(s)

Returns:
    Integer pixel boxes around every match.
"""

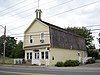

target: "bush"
[87,49,99,59]
[55,61,64,67]
[96,55,100,59]
[86,58,95,64]
[64,60,80,67]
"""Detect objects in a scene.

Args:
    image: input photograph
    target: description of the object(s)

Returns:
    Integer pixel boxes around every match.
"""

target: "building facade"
[23,9,87,66]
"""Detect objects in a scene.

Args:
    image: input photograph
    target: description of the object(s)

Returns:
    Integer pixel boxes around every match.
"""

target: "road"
[0,65,100,75]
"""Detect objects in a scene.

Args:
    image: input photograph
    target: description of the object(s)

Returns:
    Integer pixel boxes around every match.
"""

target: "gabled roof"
[24,18,48,33]
[24,18,84,39]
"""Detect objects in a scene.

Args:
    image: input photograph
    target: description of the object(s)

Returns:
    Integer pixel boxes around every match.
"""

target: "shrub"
[55,61,64,67]
[86,58,95,64]
[64,60,80,67]
[96,55,100,59]
[87,49,99,59]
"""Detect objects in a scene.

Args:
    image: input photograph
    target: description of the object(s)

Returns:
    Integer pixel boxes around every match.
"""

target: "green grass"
[0,56,14,64]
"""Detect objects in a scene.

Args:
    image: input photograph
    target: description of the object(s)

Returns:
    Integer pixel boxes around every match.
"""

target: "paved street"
[0,64,100,75]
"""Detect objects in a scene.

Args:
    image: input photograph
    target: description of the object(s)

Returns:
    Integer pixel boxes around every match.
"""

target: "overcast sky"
[0,0,100,49]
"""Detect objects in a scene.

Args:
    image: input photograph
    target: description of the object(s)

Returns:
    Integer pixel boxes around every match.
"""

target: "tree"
[0,35,17,57]
[10,40,24,58]
[66,27,95,49]
[87,49,99,59]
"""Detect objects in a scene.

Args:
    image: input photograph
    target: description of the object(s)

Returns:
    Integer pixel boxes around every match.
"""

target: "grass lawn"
[0,56,13,64]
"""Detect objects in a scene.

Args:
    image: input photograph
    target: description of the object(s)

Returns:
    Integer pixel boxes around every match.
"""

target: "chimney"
[35,9,42,20]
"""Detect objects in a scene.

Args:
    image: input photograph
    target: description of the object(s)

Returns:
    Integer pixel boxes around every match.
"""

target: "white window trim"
[40,32,45,43]
[29,34,33,43]
[27,52,32,60]
[40,32,45,40]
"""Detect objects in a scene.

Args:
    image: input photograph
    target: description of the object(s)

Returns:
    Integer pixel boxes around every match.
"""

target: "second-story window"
[40,32,44,40]
[29,35,33,43]
[40,32,45,43]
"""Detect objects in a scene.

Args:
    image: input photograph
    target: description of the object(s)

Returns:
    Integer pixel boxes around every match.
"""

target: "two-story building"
[24,9,87,66]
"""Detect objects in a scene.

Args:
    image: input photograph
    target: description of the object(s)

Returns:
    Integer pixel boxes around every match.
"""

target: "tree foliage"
[0,35,16,57]
[66,27,95,49]
[10,40,24,58]
[87,49,99,59]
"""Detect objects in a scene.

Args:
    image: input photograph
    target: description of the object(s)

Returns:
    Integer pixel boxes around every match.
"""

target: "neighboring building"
[24,9,87,66]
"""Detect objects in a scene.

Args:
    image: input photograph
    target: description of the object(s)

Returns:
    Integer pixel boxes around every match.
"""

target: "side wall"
[50,27,86,50]
[50,48,87,66]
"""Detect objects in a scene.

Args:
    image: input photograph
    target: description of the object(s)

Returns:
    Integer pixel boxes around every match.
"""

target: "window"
[40,32,44,40]
[35,52,39,59]
[45,51,48,59]
[27,53,29,59]
[41,52,44,59]
[40,32,44,43]
[29,35,33,43]
[27,52,32,60]
[30,52,32,59]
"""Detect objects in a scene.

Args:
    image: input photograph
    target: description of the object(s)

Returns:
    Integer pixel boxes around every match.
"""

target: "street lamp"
[0,25,6,64]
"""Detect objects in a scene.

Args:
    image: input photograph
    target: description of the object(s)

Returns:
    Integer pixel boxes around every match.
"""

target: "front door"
[35,52,39,59]
[32,50,40,65]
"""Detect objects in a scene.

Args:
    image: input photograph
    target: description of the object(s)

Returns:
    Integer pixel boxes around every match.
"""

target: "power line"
[1,0,100,35]
[86,24,100,27]
[10,34,50,38]
[0,1,37,17]
[44,0,74,11]
[8,31,49,36]
[0,0,56,25]
[0,0,75,26]
[0,0,99,22]
[44,0,100,19]
[0,0,73,25]
[7,23,29,32]
[91,32,100,33]
[91,29,100,31]
[0,0,55,19]
[12,0,72,18]
[7,31,50,38]
[4,13,35,26]
[0,0,27,13]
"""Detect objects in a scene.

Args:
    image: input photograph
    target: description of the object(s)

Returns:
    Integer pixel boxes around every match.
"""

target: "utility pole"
[0,25,6,64]
[3,26,6,64]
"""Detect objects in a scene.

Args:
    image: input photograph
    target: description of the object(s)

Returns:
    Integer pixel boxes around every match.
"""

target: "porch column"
[32,51,34,64]
[25,51,27,61]
[39,51,41,66]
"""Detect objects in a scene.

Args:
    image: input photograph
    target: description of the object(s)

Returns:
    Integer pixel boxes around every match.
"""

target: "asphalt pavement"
[0,60,100,75]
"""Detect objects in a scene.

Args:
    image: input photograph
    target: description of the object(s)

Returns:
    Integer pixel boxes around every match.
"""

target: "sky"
[0,0,100,49]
